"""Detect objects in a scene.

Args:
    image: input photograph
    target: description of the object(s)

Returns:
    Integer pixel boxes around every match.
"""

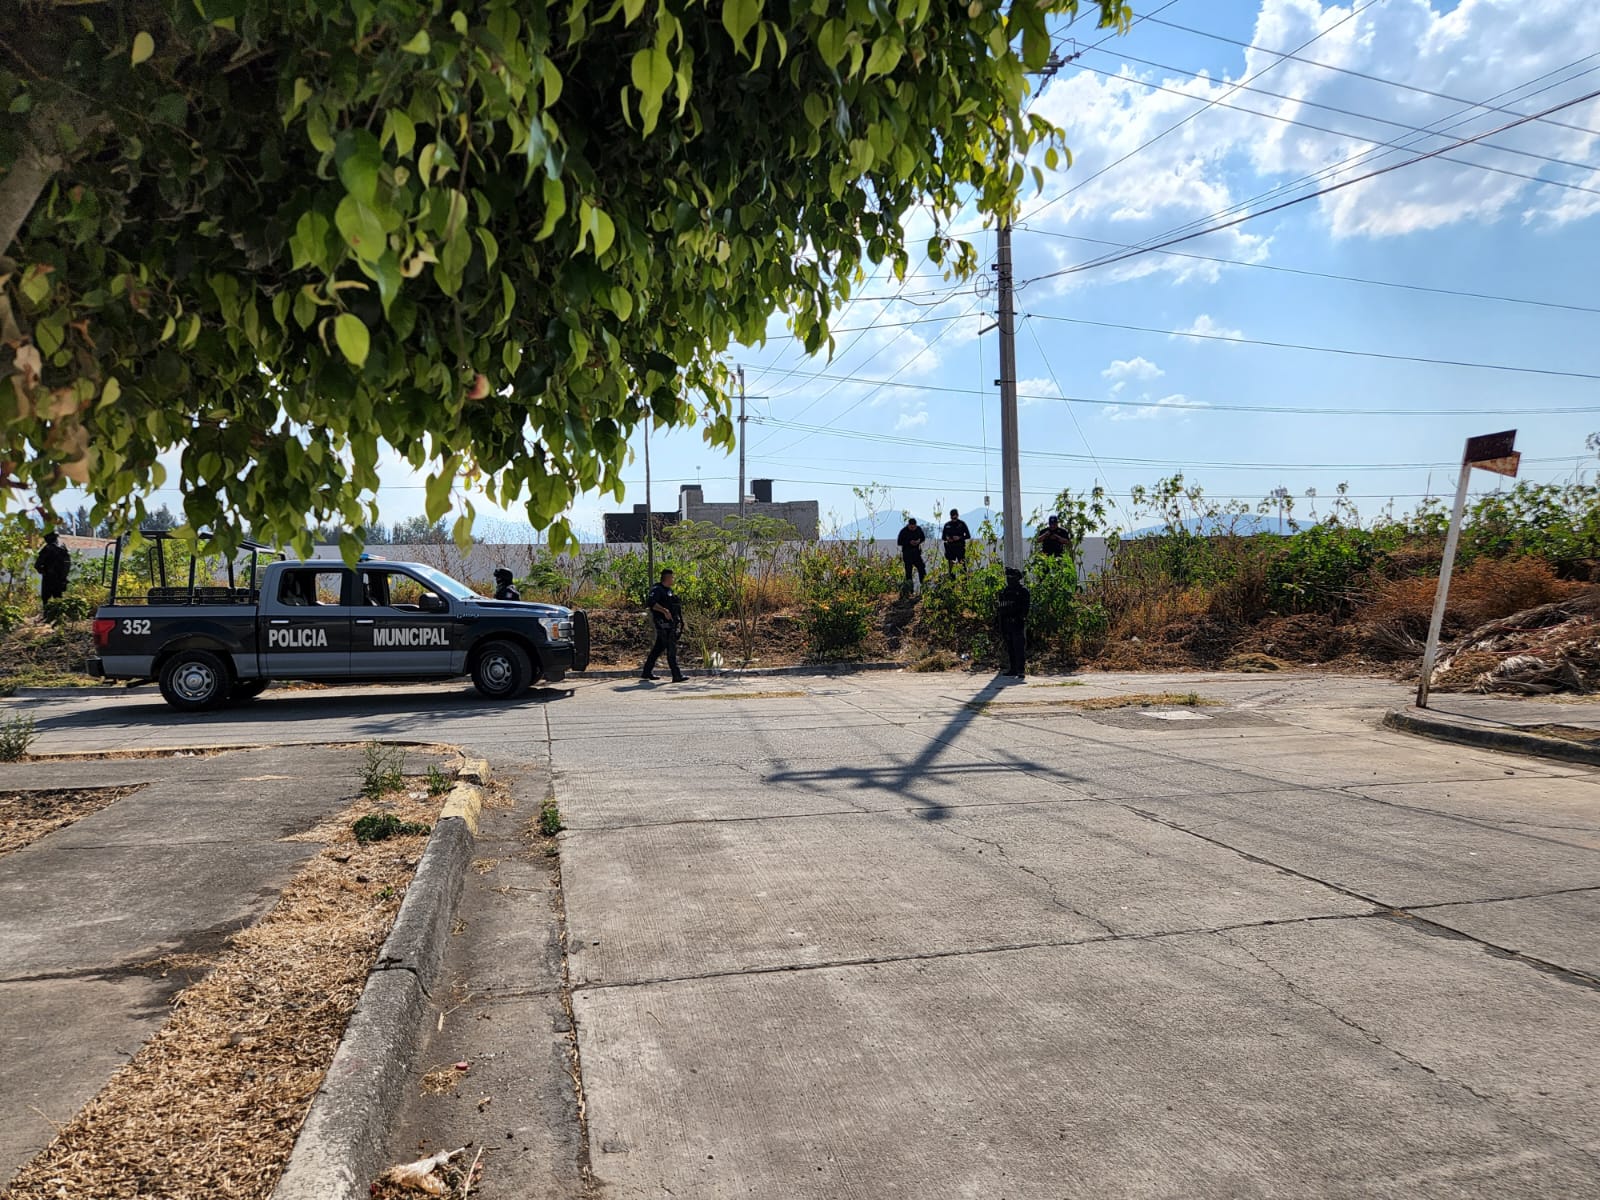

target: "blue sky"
[574,0,1599,538]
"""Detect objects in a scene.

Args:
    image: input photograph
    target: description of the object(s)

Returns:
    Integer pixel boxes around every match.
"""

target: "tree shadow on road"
[764,674,1080,821]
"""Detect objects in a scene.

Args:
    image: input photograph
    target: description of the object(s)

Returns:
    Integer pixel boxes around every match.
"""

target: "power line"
[741,364,1599,416]
[1013,228,1600,315]
[1022,85,1600,285]
[1022,0,1376,224]
[1024,311,1600,381]
[747,416,1591,472]
[1085,46,1600,178]
[1062,58,1600,198]
[757,292,989,458]
[1053,53,1600,280]
[1143,14,1600,138]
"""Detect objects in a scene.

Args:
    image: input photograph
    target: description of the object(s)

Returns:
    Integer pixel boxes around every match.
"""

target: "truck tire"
[159,650,231,712]
[230,679,270,703]
[472,639,533,700]
[572,609,591,672]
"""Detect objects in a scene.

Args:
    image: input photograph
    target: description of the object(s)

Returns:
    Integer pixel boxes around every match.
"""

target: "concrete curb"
[580,660,904,680]
[1382,707,1600,767]
[271,776,483,1200]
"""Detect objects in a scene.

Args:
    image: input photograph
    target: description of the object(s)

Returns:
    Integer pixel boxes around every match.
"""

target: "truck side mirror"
[419,592,447,614]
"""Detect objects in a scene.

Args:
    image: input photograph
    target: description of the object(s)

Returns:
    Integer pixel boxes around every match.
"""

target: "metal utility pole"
[1415,430,1519,709]
[737,365,747,519]
[995,221,1024,569]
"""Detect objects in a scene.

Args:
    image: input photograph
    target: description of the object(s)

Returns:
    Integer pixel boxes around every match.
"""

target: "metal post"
[737,366,747,520]
[996,220,1023,569]
[1416,463,1473,709]
[643,415,655,581]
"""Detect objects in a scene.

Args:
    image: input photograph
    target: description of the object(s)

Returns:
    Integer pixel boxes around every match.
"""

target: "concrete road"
[7,672,1600,1197]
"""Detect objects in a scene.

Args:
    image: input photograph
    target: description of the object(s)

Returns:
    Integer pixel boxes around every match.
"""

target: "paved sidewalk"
[1425,693,1600,731]
[0,745,430,1187]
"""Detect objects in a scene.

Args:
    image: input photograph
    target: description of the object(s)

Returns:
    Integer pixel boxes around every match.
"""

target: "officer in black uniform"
[493,568,520,601]
[941,509,972,572]
[641,568,687,682]
[1036,514,1070,559]
[897,516,927,588]
[34,531,70,605]
[996,567,1031,680]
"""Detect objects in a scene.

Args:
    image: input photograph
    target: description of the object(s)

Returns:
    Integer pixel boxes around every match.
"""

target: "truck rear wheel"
[472,639,532,700]
[159,650,231,712]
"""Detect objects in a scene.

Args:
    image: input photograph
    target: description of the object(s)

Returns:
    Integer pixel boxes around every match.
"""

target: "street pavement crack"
[929,823,1121,937]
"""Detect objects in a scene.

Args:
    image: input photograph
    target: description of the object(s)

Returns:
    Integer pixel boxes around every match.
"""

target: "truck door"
[352,567,460,675]
[260,567,354,676]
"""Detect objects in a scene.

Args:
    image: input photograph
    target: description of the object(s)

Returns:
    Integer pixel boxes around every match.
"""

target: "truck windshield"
[408,564,478,601]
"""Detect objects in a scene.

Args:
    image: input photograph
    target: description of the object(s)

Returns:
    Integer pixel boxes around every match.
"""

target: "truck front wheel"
[472,640,533,700]
[159,650,231,712]
[230,679,270,703]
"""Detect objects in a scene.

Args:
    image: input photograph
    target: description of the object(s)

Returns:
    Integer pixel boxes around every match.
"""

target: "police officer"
[897,516,927,588]
[941,509,972,571]
[1035,514,1071,559]
[641,568,687,682]
[493,568,520,601]
[34,531,70,606]
[996,567,1030,680]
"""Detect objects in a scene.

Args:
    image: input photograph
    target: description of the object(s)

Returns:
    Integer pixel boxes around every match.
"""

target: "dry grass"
[0,785,145,856]
[974,692,1216,713]
[1525,724,1600,745]
[667,689,806,700]
[2,789,441,1200]
[1361,556,1585,636]
[1222,652,1289,673]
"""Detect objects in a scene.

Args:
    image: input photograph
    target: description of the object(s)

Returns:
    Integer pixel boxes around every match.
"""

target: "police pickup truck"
[89,540,588,711]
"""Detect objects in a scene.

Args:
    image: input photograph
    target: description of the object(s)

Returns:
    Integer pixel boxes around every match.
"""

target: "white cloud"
[1020,0,1600,263]
[1104,391,1210,422]
[1016,376,1062,407]
[1101,355,1165,382]
[1172,314,1245,343]
[894,408,929,431]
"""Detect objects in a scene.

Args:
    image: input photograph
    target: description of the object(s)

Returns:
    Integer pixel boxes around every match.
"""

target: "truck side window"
[279,569,346,606]
[279,572,313,606]
[361,570,391,607]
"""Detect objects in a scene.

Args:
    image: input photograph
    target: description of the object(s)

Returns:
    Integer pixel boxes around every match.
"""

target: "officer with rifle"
[996,567,1031,680]
[493,568,520,601]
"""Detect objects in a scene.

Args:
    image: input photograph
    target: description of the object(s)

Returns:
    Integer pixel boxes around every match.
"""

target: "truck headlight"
[539,617,573,642]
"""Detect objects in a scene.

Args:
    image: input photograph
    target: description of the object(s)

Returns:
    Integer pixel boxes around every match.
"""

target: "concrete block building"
[675,480,820,540]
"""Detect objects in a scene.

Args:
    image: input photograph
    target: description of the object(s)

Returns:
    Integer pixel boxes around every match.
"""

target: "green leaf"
[722,0,762,53]
[291,210,332,271]
[287,77,313,124]
[424,461,456,523]
[131,31,155,66]
[99,376,122,409]
[863,36,904,80]
[477,227,499,270]
[385,110,416,158]
[631,46,672,134]
[333,313,370,367]
[335,195,387,262]
[336,129,383,204]
[373,250,402,315]
[537,176,566,240]
[817,19,847,68]
[400,29,431,54]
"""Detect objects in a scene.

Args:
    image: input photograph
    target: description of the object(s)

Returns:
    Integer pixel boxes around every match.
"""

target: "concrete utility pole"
[995,222,1024,569]
[737,365,747,519]
[991,52,1063,572]
[1416,430,1520,709]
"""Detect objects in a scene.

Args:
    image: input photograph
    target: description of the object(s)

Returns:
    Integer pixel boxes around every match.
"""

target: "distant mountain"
[1127,513,1283,537]
[829,506,1016,541]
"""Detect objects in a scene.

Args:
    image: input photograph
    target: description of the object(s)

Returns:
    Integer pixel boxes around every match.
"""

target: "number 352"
[121,619,152,636]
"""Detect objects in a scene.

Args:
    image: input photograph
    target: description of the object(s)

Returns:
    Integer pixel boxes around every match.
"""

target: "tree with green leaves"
[2,0,1128,557]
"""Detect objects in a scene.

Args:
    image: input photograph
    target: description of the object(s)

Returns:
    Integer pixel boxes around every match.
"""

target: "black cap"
[950,509,959,517]
[493,567,513,580]
[1005,567,1023,580]
[44,531,59,542]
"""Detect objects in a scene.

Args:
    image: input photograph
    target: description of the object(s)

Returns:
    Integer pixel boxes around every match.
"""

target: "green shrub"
[360,741,406,799]
[0,713,36,761]
[804,596,874,660]
[352,812,432,843]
